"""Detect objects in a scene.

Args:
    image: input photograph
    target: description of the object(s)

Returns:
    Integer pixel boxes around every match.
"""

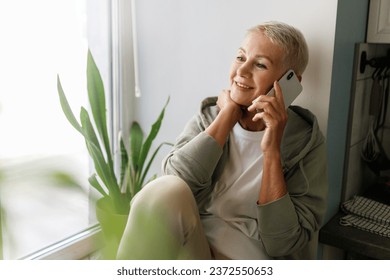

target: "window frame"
[12,0,135,260]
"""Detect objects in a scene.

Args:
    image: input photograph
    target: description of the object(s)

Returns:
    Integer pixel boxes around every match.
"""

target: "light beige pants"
[116,175,213,260]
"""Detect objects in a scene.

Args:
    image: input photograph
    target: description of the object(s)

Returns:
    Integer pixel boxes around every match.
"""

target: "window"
[0,0,114,259]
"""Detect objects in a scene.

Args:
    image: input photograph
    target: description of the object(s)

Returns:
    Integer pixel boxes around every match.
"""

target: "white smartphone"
[266,69,302,108]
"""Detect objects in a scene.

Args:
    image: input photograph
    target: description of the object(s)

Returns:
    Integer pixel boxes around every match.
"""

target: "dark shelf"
[319,211,390,259]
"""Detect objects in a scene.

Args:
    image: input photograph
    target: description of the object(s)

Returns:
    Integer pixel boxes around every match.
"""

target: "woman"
[117,21,328,260]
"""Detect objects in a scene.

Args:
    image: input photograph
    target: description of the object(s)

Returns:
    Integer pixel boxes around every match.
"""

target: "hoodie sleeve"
[161,114,223,199]
[256,138,328,258]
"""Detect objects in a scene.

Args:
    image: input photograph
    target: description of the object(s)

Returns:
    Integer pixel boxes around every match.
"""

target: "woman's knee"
[130,175,196,220]
[128,175,201,245]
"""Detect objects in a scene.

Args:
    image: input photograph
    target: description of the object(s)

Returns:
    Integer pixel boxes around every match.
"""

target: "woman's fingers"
[247,81,287,123]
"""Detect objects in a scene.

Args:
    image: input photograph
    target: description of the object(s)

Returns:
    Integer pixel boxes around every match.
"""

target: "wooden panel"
[367,0,390,43]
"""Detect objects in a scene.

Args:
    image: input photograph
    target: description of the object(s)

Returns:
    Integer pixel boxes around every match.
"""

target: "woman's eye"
[256,63,267,69]
[236,56,245,62]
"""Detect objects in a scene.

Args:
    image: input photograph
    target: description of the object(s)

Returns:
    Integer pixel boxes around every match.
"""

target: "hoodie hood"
[199,96,219,128]
[281,105,325,172]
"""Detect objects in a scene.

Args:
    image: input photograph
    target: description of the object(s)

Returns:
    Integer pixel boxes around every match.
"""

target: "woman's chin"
[229,90,254,107]
[231,97,251,108]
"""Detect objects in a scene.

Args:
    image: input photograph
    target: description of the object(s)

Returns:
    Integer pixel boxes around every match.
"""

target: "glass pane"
[0,0,104,259]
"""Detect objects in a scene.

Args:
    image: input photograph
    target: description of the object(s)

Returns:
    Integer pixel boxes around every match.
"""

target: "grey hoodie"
[162,97,328,259]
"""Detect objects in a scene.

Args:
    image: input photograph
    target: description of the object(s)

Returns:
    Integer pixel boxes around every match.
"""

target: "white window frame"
[18,0,135,260]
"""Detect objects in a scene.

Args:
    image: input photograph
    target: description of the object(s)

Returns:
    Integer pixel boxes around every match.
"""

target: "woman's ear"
[297,75,302,82]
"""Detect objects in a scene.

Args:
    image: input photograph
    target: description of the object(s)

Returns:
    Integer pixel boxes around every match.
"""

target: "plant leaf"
[80,107,101,152]
[88,174,108,198]
[57,75,83,135]
[137,97,170,181]
[0,205,4,259]
[138,142,173,193]
[119,136,129,188]
[85,140,121,200]
[80,108,120,199]
[49,171,84,190]
[87,50,113,167]
[130,121,143,172]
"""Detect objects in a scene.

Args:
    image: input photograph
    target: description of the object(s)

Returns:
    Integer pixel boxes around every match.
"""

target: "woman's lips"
[235,81,253,89]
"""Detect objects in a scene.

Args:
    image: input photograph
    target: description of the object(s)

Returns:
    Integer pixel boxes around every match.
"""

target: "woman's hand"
[205,90,242,147]
[247,81,288,153]
[248,81,288,205]
[216,89,242,121]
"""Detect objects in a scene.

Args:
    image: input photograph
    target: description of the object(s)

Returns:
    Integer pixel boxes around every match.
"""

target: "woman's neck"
[238,109,266,132]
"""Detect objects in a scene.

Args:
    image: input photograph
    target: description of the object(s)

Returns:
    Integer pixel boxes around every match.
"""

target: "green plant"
[0,174,3,260]
[57,50,171,215]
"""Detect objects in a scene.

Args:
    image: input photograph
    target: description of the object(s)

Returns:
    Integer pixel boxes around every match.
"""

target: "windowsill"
[21,224,103,260]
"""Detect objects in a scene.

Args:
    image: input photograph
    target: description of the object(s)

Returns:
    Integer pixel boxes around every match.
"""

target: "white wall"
[130,0,338,176]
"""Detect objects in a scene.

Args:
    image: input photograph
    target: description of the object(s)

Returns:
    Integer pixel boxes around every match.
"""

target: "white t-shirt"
[201,123,271,259]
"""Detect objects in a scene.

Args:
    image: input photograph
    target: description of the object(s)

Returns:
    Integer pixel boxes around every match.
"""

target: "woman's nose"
[237,62,251,78]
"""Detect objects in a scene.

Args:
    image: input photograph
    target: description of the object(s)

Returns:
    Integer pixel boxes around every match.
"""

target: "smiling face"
[229,30,287,107]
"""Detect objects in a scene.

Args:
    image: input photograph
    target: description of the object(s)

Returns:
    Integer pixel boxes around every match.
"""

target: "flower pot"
[95,197,129,259]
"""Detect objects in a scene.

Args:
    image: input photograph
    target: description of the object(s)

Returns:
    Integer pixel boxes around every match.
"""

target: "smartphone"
[266,69,302,108]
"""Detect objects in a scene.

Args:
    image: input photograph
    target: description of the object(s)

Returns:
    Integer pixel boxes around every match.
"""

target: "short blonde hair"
[248,21,309,75]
